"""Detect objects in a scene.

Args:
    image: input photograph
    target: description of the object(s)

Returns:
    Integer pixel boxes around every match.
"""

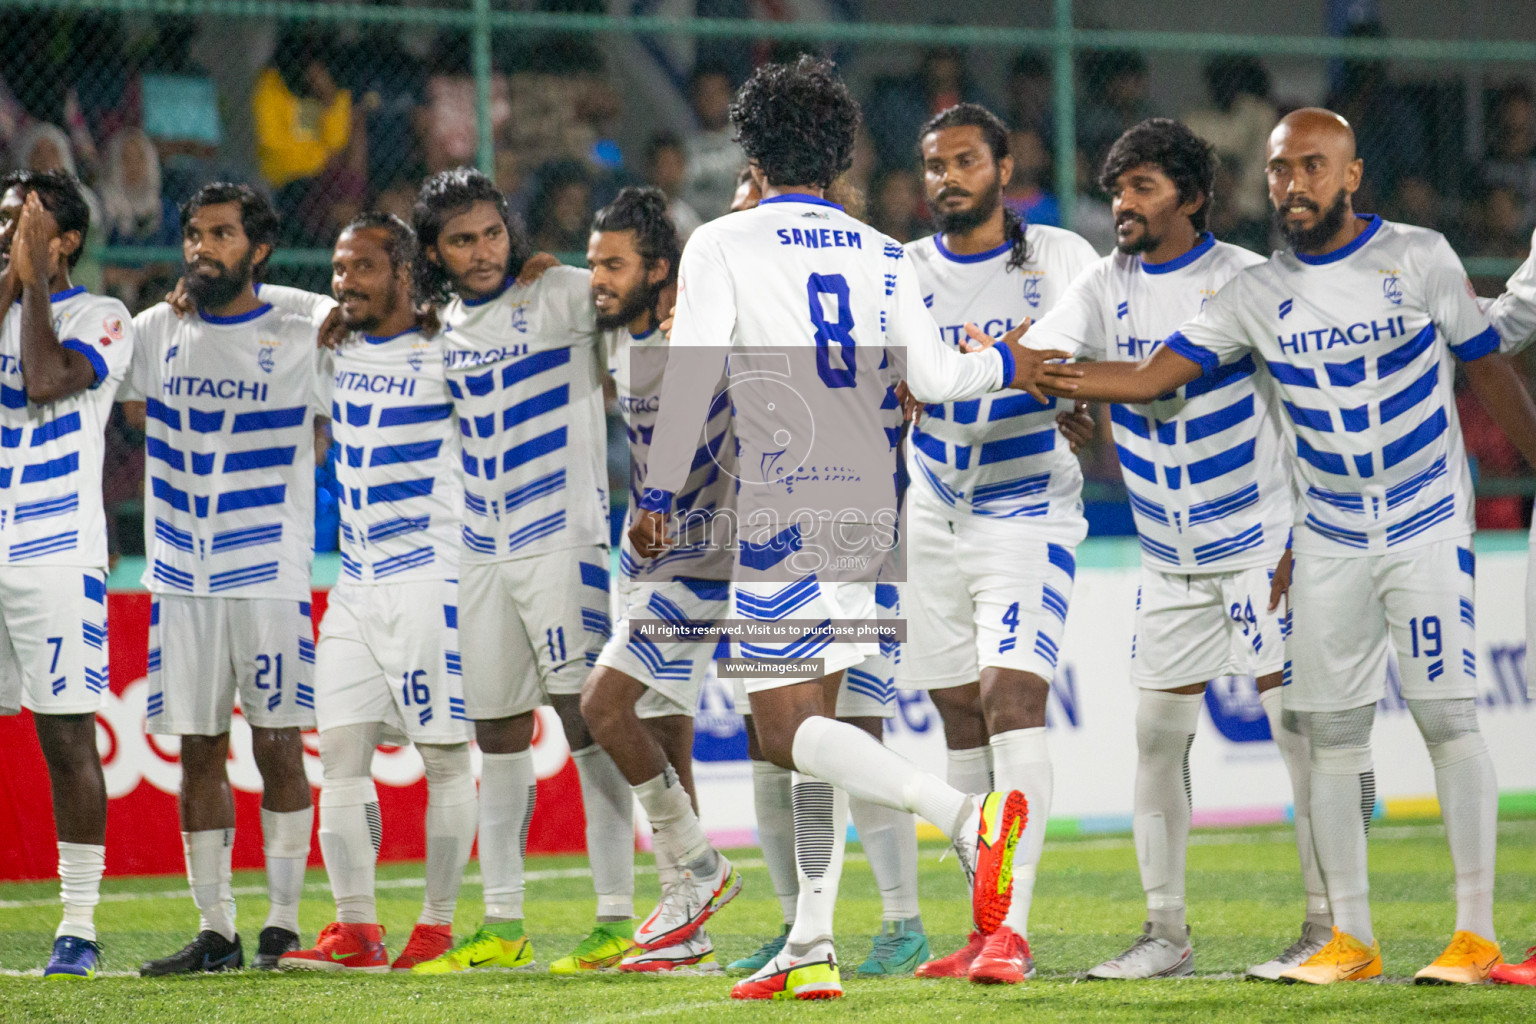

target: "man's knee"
[579,669,642,743]
[980,669,1049,732]
[552,692,593,750]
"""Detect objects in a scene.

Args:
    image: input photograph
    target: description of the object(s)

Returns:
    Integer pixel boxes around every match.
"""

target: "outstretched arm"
[964,321,1204,404]
[1462,352,1536,469]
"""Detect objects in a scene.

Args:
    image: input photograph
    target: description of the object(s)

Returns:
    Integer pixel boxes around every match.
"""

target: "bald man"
[989,109,1536,984]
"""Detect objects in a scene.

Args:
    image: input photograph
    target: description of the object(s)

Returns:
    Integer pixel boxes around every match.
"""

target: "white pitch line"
[2,819,1531,911]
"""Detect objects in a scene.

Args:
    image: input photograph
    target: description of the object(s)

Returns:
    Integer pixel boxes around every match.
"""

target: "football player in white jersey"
[0,171,133,979]
[1020,119,1329,980]
[123,184,329,975]
[407,169,637,975]
[274,214,477,974]
[895,103,1097,985]
[1002,109,1536,985]
[628,57,1063,1000]
[1483,227,1536,988]
[577,186,736,973]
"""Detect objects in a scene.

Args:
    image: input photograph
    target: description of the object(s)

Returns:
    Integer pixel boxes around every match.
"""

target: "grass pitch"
[1,819,1534,1022]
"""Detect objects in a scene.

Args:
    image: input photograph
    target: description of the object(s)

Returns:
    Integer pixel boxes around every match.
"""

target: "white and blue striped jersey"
[1166,216,1498,556]
[331,328,461,583]
[441,266,608,564]
[0,287,133,568]
[1489,226,1536,354]
[126,301,331,597]
[1023,234,1292,572]
[904,226,1097,536]
[608,325,732,582]
[644,194,1013,528]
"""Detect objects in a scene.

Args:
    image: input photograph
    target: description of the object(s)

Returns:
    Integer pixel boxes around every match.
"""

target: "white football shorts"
[1131,563,1288,690]
[315,577,470,744]
[458,546,611,719]
[0,567,108,717]
[898,490,1076,690]
[146,594,316,735]
[596,575,731,718]
[1285,537,1477,712]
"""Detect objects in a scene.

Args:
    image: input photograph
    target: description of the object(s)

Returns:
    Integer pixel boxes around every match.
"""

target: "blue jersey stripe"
[367,515,430,542]
[29,410,81,446]
[1269,361,1319,388]
[1385,454,1447,509]
[216,484,288,513]
[1379,363,1438,424]
[984,393,1054,420]
[501,384,570,429]
[1304,513,1369,548]
[231,406,308,433]
[151,476,190,512]
[223,445,297,472]
[1385,495,1456,546]
[367,478,434,504]
[1307,484,1365,513]
[368,439,443,466]
[20,452,78,483]
[13,492,79,523]
[1187,481,1260,524]
[211,522,283,552]
[1187,438,1256,485]
[1184,394,1254,442]
[377,402,453,427]
[1382,407,1448,470]
[1182,353,1256,399]
[1282,400,1332,432]
[188,408,225,433]
[1110,404,1150,438]
[1325,357,1367,387]
[1192,523,1264,564]
[145,398,181,429]
[501,346,572,389]
[977,427,1055,466]
[1296,435,1347,475]
[1115,443,1157,483]
[1126,486,1169,524]
[146,436,185,470]
[501,426,567,471]
[1377,322,1436,377]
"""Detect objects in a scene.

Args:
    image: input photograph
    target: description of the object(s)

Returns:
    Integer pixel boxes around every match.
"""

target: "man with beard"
[406,168,637,976]
[1016,118,1329,980]
[123,183,330,975]
[1000,108,1536,985]
[578,185,737,973]
[275,214,478,974]
[0,171,134,979]
[896,103,1097,985]
[629,57,1053,1001]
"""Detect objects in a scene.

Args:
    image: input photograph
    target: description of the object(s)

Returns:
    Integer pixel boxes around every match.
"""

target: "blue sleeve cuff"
[638,488,675,515]
[993,340,1016,389]
[1285,528,1293,549]
[1163,331,1220,374]
[1450,325,1500,363]
[61,339,109,389]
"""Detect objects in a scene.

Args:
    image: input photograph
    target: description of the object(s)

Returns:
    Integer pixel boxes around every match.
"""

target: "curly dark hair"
[1098,118,1216,233]
[180,182,280,278]
[0,169,90,268]
[729,55,860,190]
[412,167,531,305]
[919,102,1031,271]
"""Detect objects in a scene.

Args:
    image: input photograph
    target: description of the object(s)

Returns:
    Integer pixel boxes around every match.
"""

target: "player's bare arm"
[13,193,95,403]
[1462,351,1536,469]
[969,320,1203,404]
[1268,547,1293,612]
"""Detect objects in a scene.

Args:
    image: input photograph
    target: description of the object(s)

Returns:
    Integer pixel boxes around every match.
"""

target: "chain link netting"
[0,3,1530,558]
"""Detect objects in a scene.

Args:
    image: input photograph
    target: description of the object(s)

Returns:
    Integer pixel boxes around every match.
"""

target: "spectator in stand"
[253,31,365,244]
[527,158,595,254]
[423,31,509,173]
[137,17,225,204]
[1472,183,1532,259]
[1183,56,1275,235]
[865,46,992,172]
[1324,21,1427,210]
[1481,81,1536,234]
[100,128,178,247]
[1006,53,1054,148]
[1077,49,1157,172]
[682,62,742,221]
[868,167,926,244]
[346,26,429,202]
[644,133,703,242]
[1002,128,1060,227]
[1381,174,1450,239]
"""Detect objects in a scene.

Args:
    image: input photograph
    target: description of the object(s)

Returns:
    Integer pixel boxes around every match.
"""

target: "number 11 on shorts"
[546,627,566,663]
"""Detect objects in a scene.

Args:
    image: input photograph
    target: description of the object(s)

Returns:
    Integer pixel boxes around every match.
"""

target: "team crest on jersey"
[1381,270,1403,306]
[1020,270,1044,308]
[257,337,281,373]
[408,338,431,371]
[102,316,124,344]
[510,302,529,334]
[1198,288,1217,312]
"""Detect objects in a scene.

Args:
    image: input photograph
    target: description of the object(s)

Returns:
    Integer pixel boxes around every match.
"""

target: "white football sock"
[1259,686,1330,926]
[572,744,636,921]
[790,715,969,839]
[261,806,311,934]
[946,745,992,795]
[1305,707,1376,944]
[992,727,1051,938]
[55,842,105,942]
[183,828,236,942]
[1134,689,1201,941]
[1411,699,1498,941]
[633,766,714,871]
[785,774,847,953]
[479,750,535,923]
[849,795,919,923]
[419,743,477,927]
[319,776,380,924]
[752,759,799,925]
